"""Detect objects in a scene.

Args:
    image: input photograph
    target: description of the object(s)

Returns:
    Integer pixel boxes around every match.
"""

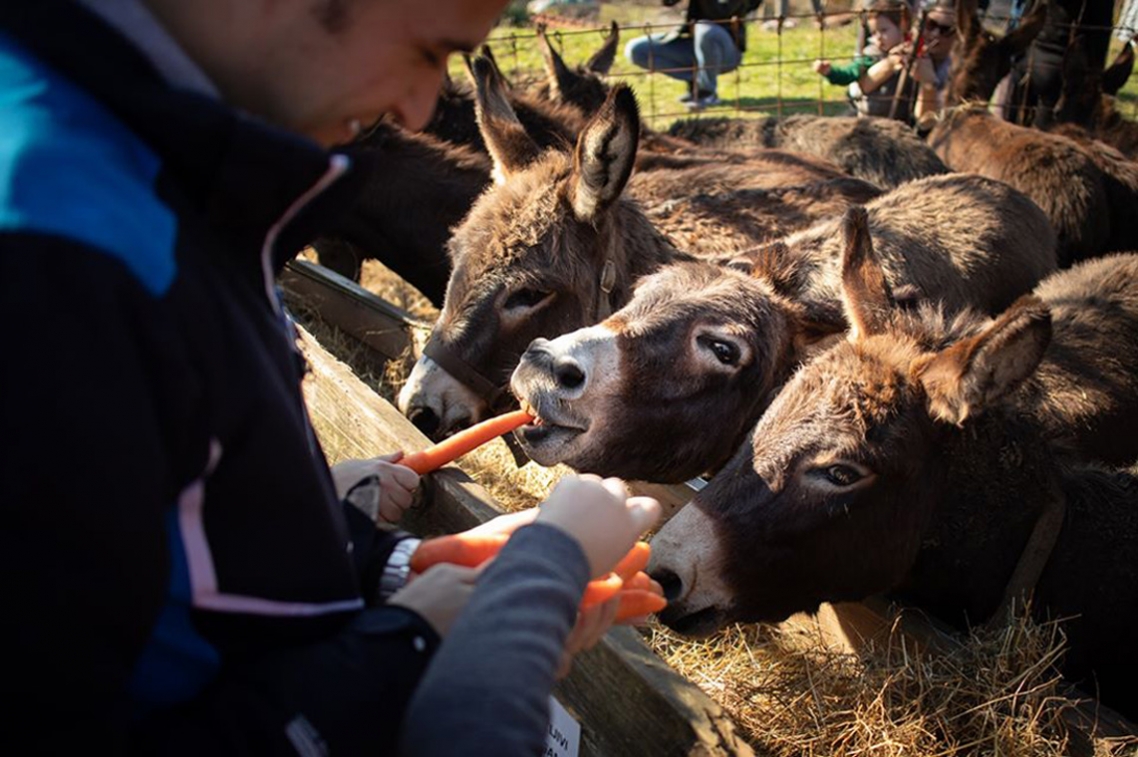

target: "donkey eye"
[698,335,740,366]
[824,464,863,487]
[504,288,553,311]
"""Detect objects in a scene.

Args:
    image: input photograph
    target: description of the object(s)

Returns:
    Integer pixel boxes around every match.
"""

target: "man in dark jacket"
[624,0,762,109]
[0,0,659,754]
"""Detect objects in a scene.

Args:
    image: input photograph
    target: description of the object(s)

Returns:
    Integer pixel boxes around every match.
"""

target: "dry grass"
[647,610,1138,756]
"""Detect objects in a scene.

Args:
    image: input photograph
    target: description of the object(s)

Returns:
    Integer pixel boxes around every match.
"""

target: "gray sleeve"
[399,522,590,757]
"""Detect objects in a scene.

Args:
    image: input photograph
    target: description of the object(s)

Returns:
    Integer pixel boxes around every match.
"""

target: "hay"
[647,610,1137,756]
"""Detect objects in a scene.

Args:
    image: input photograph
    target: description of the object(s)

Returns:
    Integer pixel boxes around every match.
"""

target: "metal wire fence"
[479,10,1138,129]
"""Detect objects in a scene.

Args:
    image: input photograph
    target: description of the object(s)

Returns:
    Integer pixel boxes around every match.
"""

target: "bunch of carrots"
[410,536,667,623]
[399,409,668,623]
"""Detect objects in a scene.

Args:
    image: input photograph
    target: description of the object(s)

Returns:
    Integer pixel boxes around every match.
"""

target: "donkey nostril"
[651,568,684,602]
[553,358,585,390]
[408,407,440,438]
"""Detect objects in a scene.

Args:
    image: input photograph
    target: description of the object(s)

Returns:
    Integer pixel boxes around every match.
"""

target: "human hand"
[389,563,480,637]
[910,56,935,85]
[461,507,539,538]
[536,475,661,579]
[555,594,620,680]
[812,59,831,75]
[331,453,420,524]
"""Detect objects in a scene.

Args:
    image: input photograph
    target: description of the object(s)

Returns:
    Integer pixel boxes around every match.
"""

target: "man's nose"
[397,71,444,132]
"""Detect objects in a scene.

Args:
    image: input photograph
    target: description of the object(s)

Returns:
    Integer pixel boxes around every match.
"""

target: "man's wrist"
[376,537,422,602]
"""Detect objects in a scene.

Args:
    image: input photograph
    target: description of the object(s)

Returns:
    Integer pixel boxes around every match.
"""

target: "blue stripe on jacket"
[0,31,177,296]
[0,34,215,709]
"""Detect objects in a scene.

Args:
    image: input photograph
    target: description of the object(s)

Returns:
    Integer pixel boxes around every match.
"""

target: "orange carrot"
[400,410,534,474]
[612,541,652,582]
[579,572,624,609]
[615,590,668,623]
[409,533,509,574]
[622,571,663,595]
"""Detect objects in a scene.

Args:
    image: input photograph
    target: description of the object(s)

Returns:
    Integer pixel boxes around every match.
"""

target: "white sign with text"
[545,696,581,757]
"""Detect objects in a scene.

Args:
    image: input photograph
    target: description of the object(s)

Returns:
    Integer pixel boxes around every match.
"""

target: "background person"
[0,0,659,753]
[857,0,954,123]
[814,0,911,116]
[624,0,762,109]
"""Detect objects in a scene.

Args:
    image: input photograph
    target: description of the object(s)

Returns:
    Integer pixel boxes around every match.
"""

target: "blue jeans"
[624,22,742,96]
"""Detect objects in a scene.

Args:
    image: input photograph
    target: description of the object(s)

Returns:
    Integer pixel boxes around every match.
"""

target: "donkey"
[397,60,881,438]
[1049,38,1138,161]
[423,52,585,156]
[647,236,1138,719]
[946,0,1047,106]
[509,189,1057,483]
[530,23,705,157]
[312,121,491,306]
[666,115,948,190]
[926,104,1121,267]
[531,21,620,115]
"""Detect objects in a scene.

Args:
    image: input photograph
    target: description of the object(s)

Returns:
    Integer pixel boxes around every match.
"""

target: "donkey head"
[536,21,618,114]
[509,260,810,483]
[948,0,1046,104]
[1054,37,1136,127]
[649,208,1053,636]
[398,57,643,438]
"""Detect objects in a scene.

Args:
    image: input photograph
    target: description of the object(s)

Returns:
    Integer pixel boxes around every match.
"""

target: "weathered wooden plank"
[282,259,420,363]
[298,324,756,757]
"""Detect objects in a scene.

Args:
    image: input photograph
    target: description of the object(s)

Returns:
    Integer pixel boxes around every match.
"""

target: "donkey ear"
[480,44,510,89]
[1004,0,1046,55]
[586,21,620,74]
[1103,39,1135,97]
[917,296,1052,426]
[470,55,542,185]
[537,24,575,104]
[569,84,639,221]
[839,206,894,341]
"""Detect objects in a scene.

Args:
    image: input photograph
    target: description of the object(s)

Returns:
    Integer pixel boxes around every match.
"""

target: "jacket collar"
[0,0,361,273]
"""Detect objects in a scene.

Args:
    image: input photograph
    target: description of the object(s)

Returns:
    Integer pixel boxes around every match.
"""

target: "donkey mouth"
[657,605,728,638]
[515,397,587,446]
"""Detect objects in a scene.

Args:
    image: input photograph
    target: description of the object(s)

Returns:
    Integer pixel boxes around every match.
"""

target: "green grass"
[459,7,1138,133]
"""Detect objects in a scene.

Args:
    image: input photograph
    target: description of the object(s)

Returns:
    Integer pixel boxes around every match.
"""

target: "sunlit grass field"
[458,3,1138,133]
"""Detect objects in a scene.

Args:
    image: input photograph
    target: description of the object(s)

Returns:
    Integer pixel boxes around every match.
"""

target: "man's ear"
[916,295,1052,426]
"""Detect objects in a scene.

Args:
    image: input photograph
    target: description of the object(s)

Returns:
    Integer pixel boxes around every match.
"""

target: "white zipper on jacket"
[260,152,352,317]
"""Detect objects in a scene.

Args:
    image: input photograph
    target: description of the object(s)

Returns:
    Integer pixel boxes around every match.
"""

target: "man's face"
[259,0,506,145]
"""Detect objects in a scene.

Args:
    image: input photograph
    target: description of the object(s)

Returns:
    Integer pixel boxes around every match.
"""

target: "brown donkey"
[647,233,1138,719]
[397,59,880,438]
[668,114,949,190]
[927,105,1123,266]
[509,182,1057,483]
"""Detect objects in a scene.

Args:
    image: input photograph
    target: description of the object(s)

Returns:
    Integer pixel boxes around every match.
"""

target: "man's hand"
[389,563,480,636]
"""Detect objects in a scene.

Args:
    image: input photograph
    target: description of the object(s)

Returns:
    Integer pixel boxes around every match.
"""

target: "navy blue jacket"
[0,2,439,753]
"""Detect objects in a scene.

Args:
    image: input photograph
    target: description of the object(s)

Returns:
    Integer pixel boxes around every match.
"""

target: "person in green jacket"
[812,0,911,116]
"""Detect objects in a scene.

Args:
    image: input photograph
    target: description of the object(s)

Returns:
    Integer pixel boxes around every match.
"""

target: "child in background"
[812,0,911,117]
